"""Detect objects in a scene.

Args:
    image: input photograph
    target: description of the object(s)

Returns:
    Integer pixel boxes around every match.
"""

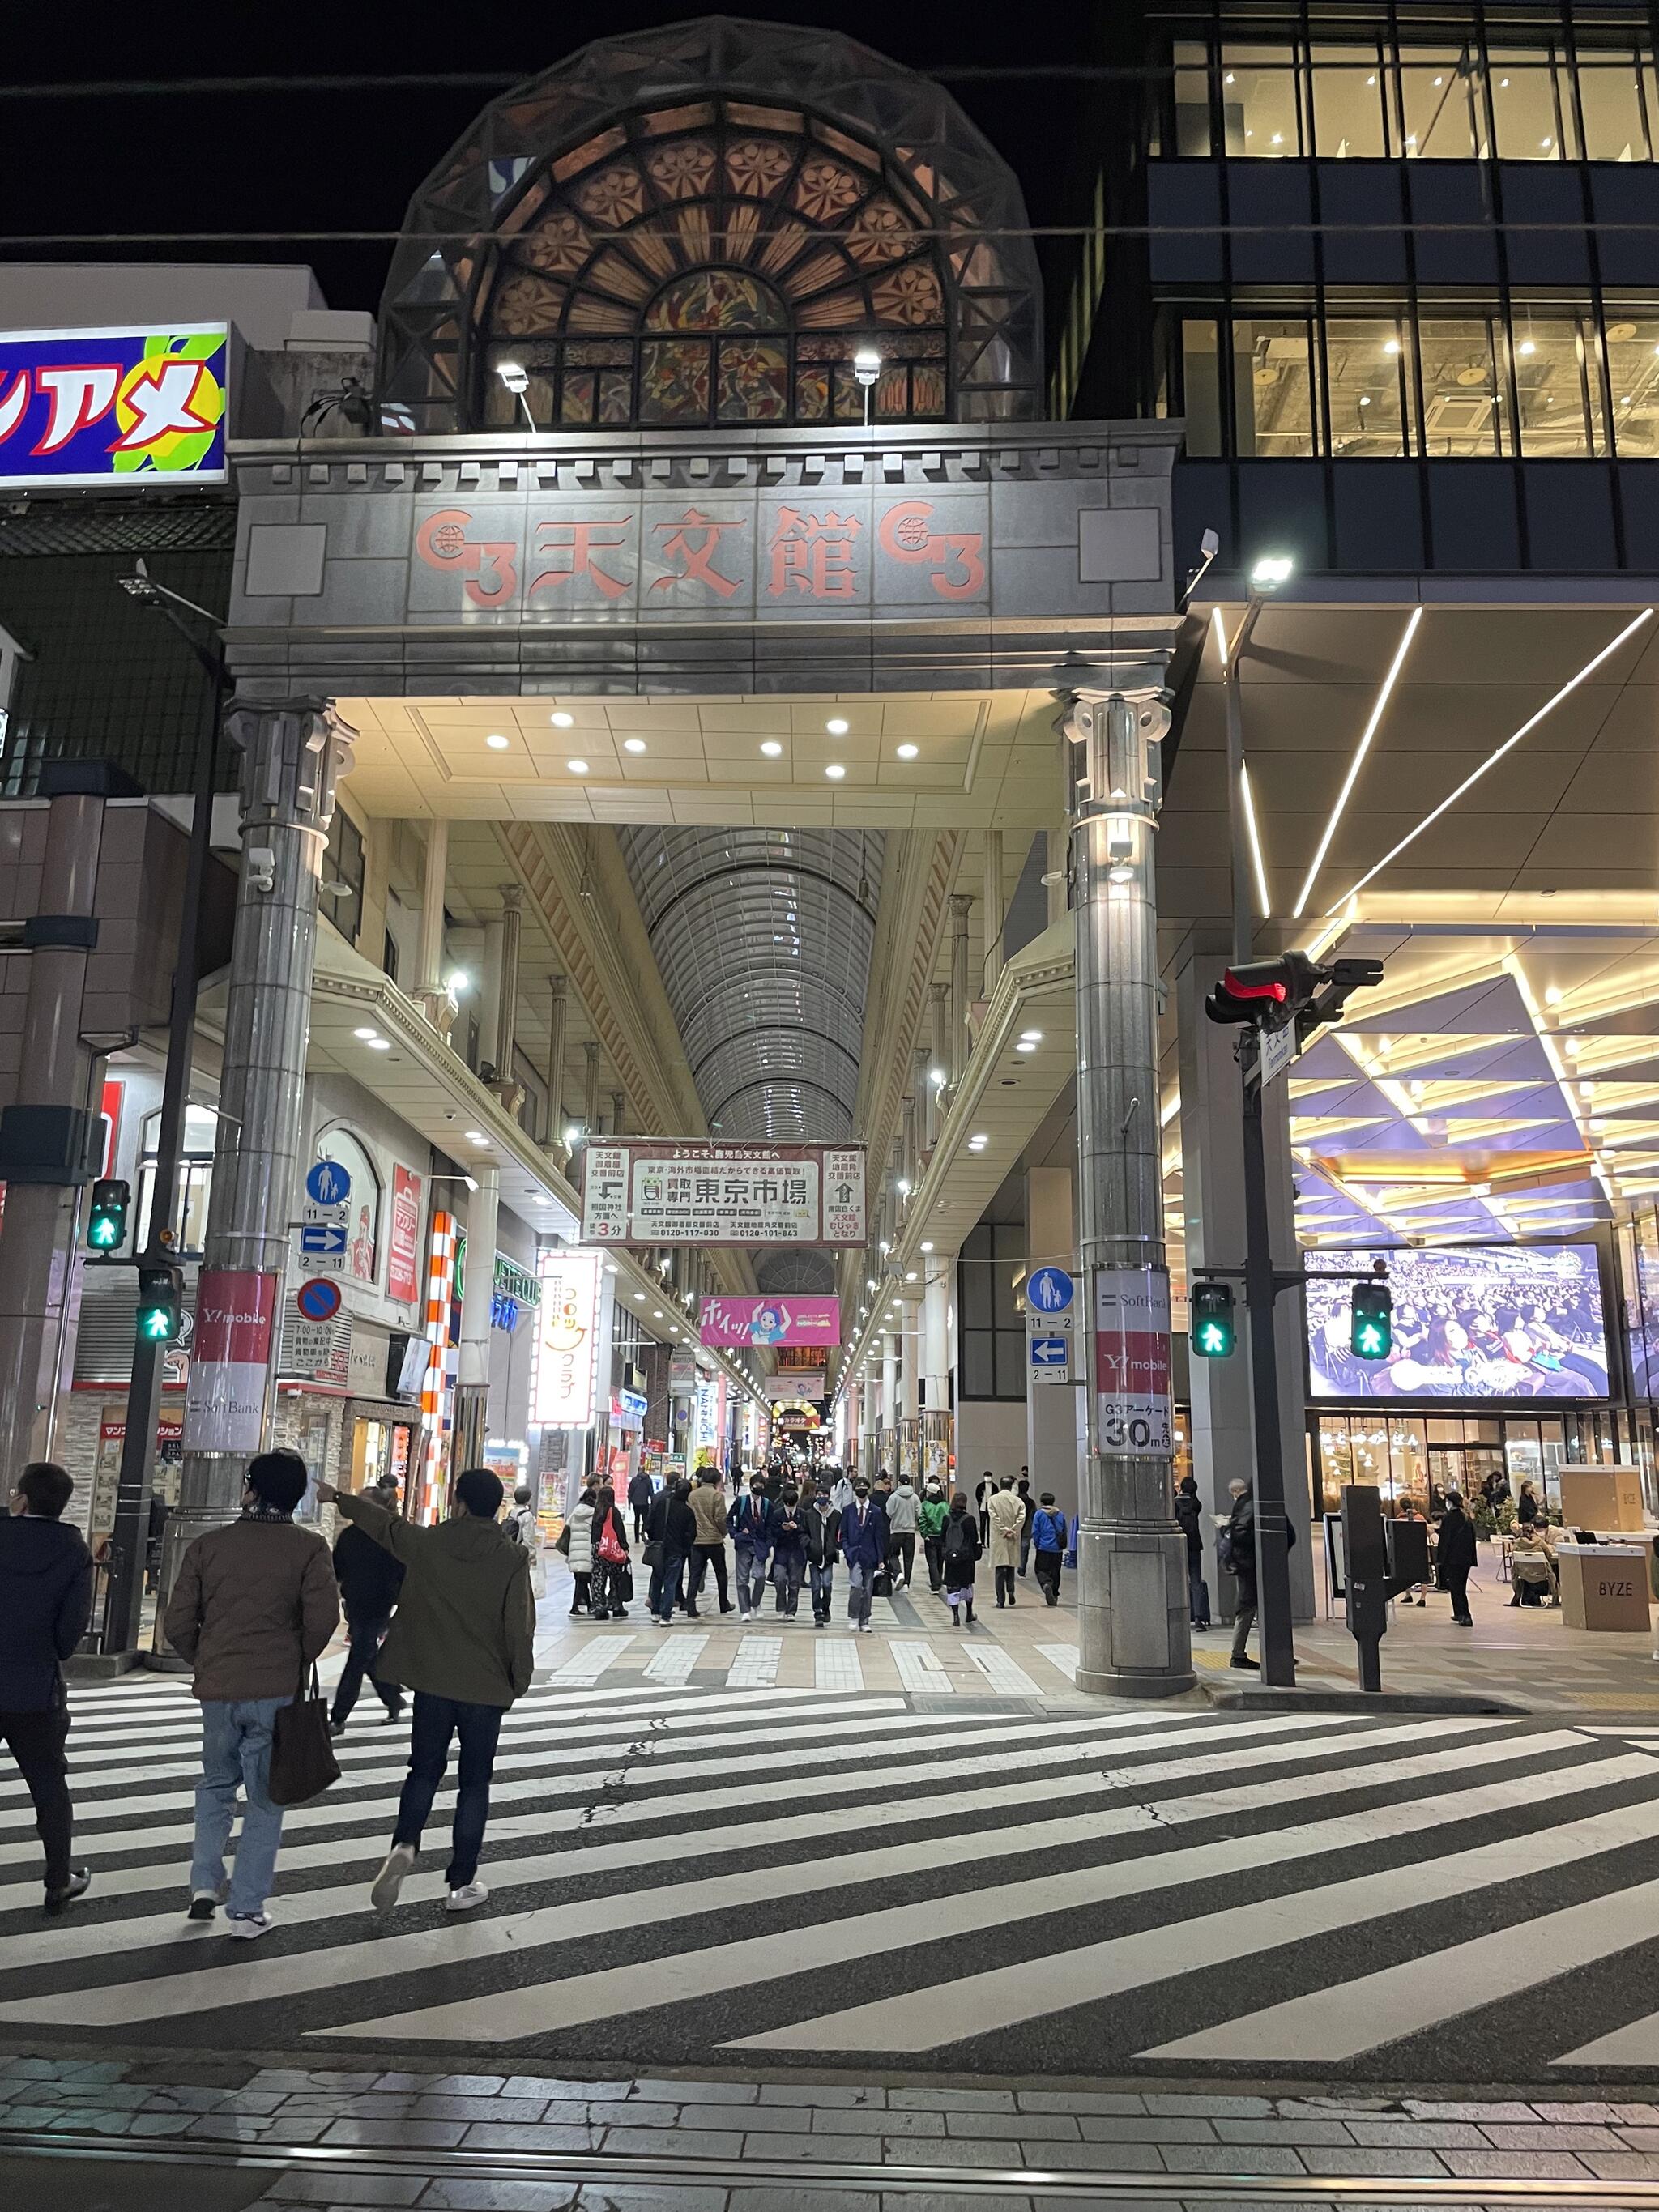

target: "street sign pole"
[1241,1044,1297,1690]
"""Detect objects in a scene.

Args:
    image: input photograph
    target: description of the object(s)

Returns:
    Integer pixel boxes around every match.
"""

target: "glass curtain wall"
[1164,27,1659,161]
[1178,304,1653,458]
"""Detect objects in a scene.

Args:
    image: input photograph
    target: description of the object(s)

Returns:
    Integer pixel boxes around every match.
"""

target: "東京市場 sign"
[0,326,228,489]
[582,1142,866,1248]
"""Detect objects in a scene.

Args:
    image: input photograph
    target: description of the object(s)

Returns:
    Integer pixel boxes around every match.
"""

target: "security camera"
[245,846,276,893]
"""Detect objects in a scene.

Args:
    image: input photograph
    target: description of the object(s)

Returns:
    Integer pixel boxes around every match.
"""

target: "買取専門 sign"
[582,1142,865,1247]
[0,326,228,489]
[1092,1266,1174,1456]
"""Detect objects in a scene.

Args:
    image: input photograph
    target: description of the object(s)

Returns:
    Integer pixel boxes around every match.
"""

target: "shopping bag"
[269,1663,340,1807]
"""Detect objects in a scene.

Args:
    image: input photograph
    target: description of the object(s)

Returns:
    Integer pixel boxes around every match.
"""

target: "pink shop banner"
[698,1295,841,1349]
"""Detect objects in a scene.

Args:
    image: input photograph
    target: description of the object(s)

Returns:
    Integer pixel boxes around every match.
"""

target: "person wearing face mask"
[838,1475,888,1634]
[769,1485,807,1617]
[801,1483,842,1626]
[885,1473,919,1593]
[729,1473,773,1625]
[941,1489,982,1628]
[918,1478,950,1594]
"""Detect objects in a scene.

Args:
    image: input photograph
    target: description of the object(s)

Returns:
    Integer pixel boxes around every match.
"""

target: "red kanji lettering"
[766,507,861,599]
[530,518,631,602]
[650,506,742,598]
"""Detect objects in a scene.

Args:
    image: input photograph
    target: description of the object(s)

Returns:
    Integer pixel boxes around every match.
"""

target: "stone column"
[610,1089,626,1140]
[1178,950,1315,1620]
[453,1165,499,1473]
[490,885,524,1115]
[583,1038,601,1141]
[948,893,972,1093]
[0,765,134,1474]
[414,816,450,1032]
[983,829,1006,995]
[172,700,356,1546]
[1046,823,1069,930]
[901,1088,918,1201]
[1062,682,1192,1698]
[544,974,568,1158]
[928,982,949,1145]
[881,1328,898,1456]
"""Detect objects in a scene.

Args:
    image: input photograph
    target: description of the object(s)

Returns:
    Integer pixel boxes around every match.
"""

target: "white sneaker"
[859,1619,873,1633]
[371,1842,417,1912]
[225,1910,273,1941]
[446,1879,488,1912]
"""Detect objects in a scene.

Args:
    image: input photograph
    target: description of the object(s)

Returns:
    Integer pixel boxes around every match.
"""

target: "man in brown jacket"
[163,1449,338,1939]
[686,1466,732,1617]
[318,1464,533,1915]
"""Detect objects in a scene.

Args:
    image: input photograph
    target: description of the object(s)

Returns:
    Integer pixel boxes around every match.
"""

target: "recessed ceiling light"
[551,711,574,727]
[567,759,590,774]
[1016,1041,1037,1055]
[760,739,783,757]
[896,743,919,760]
[353,1026,378,1041]
[623,737,646,754]
[486,732,510,750]
[653,1308,663,1318]
[1019,1029,1043,1043]
[919,1239,933,1252]
[826,716,849,735]
[466,1130,488,1144]
[825,763,846,780]
[365,1037,392,1051]
[633,1291,645,1302]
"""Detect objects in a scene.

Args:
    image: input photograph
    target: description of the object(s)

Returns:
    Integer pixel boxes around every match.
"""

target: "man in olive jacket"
[320,1464,534,1915]
[164,1449,339,1937]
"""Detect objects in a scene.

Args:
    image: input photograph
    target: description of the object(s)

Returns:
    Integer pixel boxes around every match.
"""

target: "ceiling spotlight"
[760,739,783,757]
[825,762,846,780]
[1016,1040,1038,1054]
[486,732,510,750]
[1019,1029,1043,1043]
[564,1124,583,1146]
[465,1130,488,1144]
[1251,552,1295,591]
[633,1291,645,1302]
[896,742,919,760]
[567,759,590,774]
[653,1307,663,1318]
[623,737,646,754]
[1544,985,1563,1007]
[365,1036,392,1051]
[1518,339,1537,357]
[353,1026,378,1041]
[447,971,470,994]
[496,361,528,394]
[550,710,574,727]
[905,1269,918,1283]
[825,716,850,735]
[919,1239,933,1253]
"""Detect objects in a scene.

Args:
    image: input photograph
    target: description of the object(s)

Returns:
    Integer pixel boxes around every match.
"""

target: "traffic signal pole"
[1239,1059,1298,1689]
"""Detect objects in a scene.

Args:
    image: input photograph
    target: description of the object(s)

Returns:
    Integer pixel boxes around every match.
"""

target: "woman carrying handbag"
[591,1485,632,1619]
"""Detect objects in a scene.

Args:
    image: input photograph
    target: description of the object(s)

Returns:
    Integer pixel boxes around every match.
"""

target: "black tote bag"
[269,1661,341,1807]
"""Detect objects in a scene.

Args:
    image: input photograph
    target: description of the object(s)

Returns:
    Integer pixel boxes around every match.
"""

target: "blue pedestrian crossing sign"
[1027,1265,1073,1314]
[305,1159,352,1207]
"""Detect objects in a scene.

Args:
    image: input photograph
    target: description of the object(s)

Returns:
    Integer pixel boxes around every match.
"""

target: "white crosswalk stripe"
[1037,1643,1079,1683]
[889,1639,951,1694]
[642,1634,707,1684]
[546,1635,633,1686]
[725,1634,781,1687]
[964,1645,1043,1698]
[9,1686,1656,2084]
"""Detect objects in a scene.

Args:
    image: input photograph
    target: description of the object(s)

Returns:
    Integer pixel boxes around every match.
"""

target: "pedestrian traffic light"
[86,1178,129,1252]
[1350,1278,1393,1361]
[135,1262,184,1346]
[1191,1280,1236,1357]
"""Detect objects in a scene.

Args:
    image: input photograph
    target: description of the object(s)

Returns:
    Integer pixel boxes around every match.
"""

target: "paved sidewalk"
[7,2054,1659,2201]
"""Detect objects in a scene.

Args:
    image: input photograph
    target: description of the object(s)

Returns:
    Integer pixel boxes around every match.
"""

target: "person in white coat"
[563,1493,595,1617]
[986,1477,1025,1609]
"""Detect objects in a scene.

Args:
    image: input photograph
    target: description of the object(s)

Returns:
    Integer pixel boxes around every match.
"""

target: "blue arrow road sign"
[300,1223,348,1255]
[1030,1335,1070,1366]
[1027,1265,1073,1313]
[305,1159,352,1207]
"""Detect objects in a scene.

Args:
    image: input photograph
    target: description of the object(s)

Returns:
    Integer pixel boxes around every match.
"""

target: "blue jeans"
[734,1545,768,1616]
[393,1692,504,1889]
[191,1696,289,1916]
[654,1549,691,1621]
[809,1562,834,1617]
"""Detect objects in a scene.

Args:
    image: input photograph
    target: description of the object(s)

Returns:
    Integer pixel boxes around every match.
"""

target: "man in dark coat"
[1437,1493,1478,1627]
[0,1462,92,1914]
[627,1466,653,1541]
[329,1477,407,1734]
[1175,1472,1209,1628]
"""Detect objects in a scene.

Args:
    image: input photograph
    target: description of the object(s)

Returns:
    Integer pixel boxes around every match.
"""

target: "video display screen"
[1304,1242,1610,1401]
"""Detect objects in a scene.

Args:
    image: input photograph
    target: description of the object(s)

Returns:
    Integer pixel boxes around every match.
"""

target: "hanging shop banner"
[182,1268,278,1453]
[668,1351,699,1394]
[387,1165,424,1305]
[582,1141,866,1248]
[699,1294,841,1349]
[531,1247,601,1428]
[0,326,229,490]
[1092,1265,1174,1459]
[765,1372,825,1402]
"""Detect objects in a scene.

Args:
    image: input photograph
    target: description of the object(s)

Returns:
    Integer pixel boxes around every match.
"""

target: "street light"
[1250,552,1294,591]
[1215,545,1296,959]
[495,360,537,433]
[853,344,881,428]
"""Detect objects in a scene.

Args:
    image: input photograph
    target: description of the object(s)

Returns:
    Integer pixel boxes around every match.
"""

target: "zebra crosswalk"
[7,1686,1659,2083]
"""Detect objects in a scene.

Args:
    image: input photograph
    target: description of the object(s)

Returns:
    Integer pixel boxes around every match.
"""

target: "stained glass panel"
[718,339,788,420]
[645,270,785,331]
[639,338,712,423]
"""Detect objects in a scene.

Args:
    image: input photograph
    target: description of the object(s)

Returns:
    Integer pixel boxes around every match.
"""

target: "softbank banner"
[699,1294,840,1349]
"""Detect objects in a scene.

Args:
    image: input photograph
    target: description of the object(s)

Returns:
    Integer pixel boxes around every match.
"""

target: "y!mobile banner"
[699,1294,841,1349]
[0,326,228,488]
[182,1268,278,1454]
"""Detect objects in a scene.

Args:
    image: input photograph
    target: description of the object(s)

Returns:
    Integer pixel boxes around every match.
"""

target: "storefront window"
[1309,45,1388,158]
[1577,56,1652,161]
[1486,52,1570,160]
[1231,317,1320,455]
[1506,1419,1545,1500]
[1604,313,1659,455]
[1399,53,1481,158]
[1325,318,1411,455]
[1418,318,1510,454]
[1511,313,1606,455]
[1221,46,1303,157]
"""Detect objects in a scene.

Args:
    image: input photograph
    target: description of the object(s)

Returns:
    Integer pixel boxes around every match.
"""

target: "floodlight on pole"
[853,344,881,428]
[495,360,537,433]
[1250,552,1295,591]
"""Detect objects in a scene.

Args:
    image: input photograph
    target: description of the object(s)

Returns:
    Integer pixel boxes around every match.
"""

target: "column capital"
[499,881,525,911]
[949,890,974,918]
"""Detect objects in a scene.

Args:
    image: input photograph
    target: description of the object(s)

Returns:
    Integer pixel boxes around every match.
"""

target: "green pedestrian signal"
[87,1178,130,1253]
[1190,1280,1236,1357]
[135,1261,184,1348]
[1350,1278,1393,1361]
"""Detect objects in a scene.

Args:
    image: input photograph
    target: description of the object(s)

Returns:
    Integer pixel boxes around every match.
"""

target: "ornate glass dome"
[377,17,1043,431]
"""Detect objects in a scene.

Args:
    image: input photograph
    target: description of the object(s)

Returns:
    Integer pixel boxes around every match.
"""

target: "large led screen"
[1304,1242,1610,1400]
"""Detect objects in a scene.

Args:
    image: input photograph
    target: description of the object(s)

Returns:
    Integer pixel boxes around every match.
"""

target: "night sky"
[5,5,1098,325]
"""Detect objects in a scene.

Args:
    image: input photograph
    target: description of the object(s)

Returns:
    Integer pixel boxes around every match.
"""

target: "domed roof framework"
[377,15,1043,431]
